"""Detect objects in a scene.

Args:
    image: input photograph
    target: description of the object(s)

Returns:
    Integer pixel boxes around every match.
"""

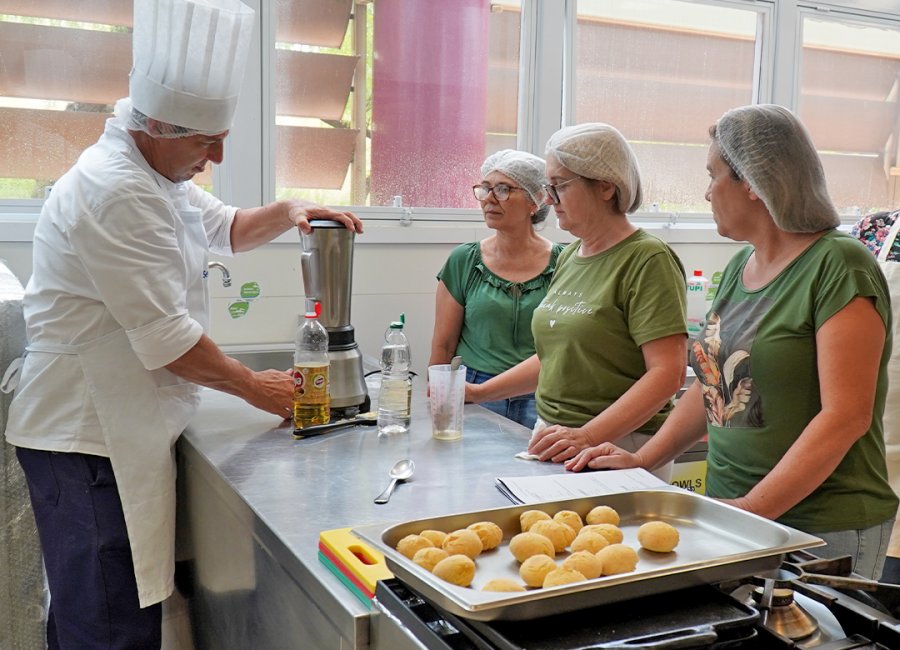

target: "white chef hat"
[545,123,643,214]
[129,0,255,136]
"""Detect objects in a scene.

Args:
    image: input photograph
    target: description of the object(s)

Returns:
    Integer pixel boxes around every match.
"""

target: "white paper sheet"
[495,468,669,505]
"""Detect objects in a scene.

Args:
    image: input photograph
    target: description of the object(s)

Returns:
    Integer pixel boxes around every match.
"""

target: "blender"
[300,220,369,418]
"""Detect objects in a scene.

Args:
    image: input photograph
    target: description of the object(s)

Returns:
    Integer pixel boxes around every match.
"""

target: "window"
[797,12,900,216]
[0,4,137,200]
[273,0,522,209]
[572,0,768,213]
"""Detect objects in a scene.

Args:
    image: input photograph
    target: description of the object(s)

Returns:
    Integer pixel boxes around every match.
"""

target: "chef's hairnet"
[545,123,642,214]
[481,149,550,224]
[114,98,215,139]
[712,105,839,233]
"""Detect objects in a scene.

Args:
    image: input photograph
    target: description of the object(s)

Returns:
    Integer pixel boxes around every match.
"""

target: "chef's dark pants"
[16,447,162,650]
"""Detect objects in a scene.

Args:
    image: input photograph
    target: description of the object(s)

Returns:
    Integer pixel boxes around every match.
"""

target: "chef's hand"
[244,369,295,419]
[287,199,363,234]
[527,424,594,463]
[564,443,641,473]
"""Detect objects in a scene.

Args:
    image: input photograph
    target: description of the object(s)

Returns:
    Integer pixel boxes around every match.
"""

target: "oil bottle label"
[293,364,329,403]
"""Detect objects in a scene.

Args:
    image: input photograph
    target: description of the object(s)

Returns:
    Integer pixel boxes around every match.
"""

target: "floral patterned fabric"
[850,210,900,262]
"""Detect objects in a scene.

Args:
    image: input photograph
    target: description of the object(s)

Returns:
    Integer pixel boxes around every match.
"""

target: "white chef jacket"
[5,116,236,454]
[5,115,237,608]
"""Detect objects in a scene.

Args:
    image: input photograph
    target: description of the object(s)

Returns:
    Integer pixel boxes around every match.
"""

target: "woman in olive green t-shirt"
[465,124,689,466]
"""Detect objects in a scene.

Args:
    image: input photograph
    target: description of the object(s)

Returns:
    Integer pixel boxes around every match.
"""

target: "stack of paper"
[495,468,669,505]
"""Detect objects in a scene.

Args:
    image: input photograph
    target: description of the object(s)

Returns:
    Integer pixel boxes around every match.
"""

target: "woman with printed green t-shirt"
[464,125,689,473]
[577,105,897,580]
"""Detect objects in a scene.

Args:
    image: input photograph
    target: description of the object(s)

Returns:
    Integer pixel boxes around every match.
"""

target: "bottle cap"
[305,301,322,319]
[389,312,406,329]
[693,269,703,276]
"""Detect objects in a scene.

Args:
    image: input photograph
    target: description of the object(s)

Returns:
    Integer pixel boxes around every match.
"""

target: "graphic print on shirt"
[535,287,595,319]
[691,296,769,428]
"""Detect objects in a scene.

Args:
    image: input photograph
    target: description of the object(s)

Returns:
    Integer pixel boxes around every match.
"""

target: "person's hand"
[463,381,481,404]
[243,369,295,419]
[527,424,594,463]
[287,199,363,234]
[564,443,641,473]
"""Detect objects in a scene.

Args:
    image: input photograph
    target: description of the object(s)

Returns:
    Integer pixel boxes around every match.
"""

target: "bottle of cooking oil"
[293,301,330,429]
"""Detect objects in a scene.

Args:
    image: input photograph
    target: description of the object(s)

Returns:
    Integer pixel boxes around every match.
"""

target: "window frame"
[1,0,898,235]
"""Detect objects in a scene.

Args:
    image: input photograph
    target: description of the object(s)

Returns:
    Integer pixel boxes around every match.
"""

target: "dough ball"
[519,554,557,588]
[571,530,609,554]
[412,547,449,572]
[586,505,621,526]
[553,510,584,534]
[482,578,526,592]
[467,521,503,551]
[420,529,448,547]
[520,509,552,532]
[562,550,604,580]
[585,523,624,545]
[542,567,586,588]
[396,534,434,559]
[442,529,484,559]
[637,521,680,553]
[597,544,639,575]
[529,520,572,553]
[432,554,476,587]
[508,532,555,563]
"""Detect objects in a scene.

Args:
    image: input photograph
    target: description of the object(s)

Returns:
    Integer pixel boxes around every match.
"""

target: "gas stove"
[373,552,900,650]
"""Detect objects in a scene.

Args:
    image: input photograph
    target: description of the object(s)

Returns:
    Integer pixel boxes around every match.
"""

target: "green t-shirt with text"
[533,230,687,429]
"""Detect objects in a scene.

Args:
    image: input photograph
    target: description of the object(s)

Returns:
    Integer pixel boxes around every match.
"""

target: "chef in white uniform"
[2,1,361,647]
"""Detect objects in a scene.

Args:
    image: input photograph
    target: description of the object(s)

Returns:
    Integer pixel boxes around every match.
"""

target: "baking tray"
[354,489,824,621]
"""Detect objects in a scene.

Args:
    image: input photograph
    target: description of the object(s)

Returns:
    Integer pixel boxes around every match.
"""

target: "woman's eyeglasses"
[472,183,524,202]
[541,176,582,204]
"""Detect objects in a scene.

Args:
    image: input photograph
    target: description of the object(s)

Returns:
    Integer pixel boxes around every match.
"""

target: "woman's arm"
[465,354,542,403]
[723,296,885,519]
[565,380,709,471]
[428,281,464,366]
[528,332,687,462]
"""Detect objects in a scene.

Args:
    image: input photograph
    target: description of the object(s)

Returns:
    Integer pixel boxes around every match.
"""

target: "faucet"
[207,261,232,287]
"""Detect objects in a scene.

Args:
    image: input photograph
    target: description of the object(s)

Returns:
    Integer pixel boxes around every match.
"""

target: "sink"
[221,345,293,372]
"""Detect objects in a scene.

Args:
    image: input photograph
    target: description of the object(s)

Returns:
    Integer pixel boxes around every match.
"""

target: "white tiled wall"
[0,228,743,377]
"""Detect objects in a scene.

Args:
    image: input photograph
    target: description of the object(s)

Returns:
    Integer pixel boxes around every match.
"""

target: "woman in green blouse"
[429,150,564,428]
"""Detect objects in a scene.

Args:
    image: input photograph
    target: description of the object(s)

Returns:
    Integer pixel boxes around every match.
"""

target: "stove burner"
[750,585,818,641]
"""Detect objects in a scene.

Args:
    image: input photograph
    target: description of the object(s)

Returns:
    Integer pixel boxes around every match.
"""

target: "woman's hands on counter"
[527,424,595,463]
[564,443,643,473]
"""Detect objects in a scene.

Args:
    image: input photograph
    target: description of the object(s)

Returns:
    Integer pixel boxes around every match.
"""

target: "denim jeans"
[807,518,894,580]
[466,367,538,430]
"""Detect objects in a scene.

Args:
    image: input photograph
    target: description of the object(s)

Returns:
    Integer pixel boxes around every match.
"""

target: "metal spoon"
[374,459,415,504]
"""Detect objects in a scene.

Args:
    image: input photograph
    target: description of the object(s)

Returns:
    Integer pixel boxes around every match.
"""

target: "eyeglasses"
[541,176,582,204]
[472,183,524,202]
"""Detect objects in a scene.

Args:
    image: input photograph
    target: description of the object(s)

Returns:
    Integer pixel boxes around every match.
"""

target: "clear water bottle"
[293,301,330,429]
[686,269,710,339]
[377,313,412,435]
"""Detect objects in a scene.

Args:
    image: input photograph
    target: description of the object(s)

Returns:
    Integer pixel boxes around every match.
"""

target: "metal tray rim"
[354,489,824,621]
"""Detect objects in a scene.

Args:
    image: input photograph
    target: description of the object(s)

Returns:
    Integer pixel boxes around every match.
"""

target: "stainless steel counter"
[177,375,566,649]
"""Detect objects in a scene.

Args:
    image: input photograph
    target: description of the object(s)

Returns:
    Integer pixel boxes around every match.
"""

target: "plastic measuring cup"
[428,363,466,440]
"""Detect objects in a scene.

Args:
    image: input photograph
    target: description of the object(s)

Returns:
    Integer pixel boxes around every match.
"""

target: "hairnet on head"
[114,98,215,139]
[545,123,643,214]
[480,149,550,224]
[713,104,839,233]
